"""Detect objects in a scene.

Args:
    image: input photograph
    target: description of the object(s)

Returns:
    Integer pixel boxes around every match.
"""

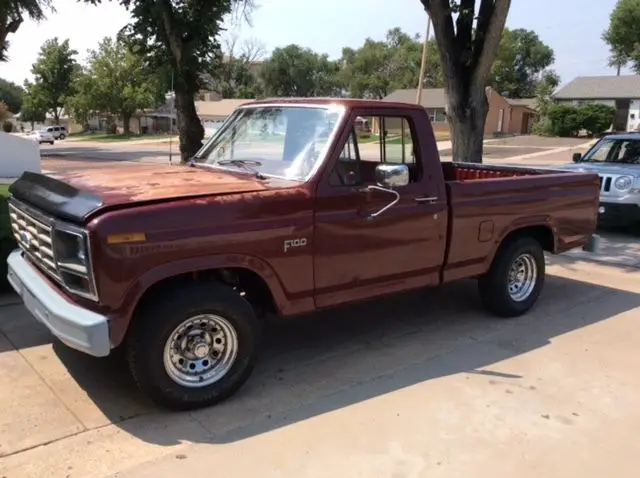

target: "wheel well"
[500,225,555,252]
[134,267,277,320]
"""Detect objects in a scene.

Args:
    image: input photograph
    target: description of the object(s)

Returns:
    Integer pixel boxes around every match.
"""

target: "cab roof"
[242,97,426,110]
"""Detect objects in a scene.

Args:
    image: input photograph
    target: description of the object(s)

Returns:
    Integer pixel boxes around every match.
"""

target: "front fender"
[108,254,290,346]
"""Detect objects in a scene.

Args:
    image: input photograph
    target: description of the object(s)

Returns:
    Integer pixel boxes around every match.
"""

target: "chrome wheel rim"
[507,253,538,302]
[163,314,238,388]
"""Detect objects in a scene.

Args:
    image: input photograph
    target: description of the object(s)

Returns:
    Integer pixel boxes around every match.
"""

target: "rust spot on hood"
[50,162,271,206]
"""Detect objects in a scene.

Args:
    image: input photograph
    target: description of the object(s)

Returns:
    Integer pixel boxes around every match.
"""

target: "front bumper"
[597,202,640,227]
[6,249,111,357]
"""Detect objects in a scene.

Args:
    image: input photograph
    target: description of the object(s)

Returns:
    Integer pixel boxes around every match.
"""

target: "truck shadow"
[49,268,640,447]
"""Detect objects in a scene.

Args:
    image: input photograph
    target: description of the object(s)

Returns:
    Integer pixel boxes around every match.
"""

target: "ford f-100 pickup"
[6,98,600,410]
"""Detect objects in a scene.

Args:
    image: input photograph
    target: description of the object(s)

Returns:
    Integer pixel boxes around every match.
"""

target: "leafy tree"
[490,28,554,98]
[339,27,443,99]
[81,36,164,135]
[0,77,24,113]
[603,0,640,73]
[30,37,78,124]
[65,66,99,131]
[20,84,47,128]
[607,47,629,76]
[260,44,341,97]
[85,0,255,163]
[0,0,52,61]
[420,0,511,163]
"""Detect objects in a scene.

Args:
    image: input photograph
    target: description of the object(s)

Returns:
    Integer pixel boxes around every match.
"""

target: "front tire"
[478,236,545,318]
[126,282,261,410]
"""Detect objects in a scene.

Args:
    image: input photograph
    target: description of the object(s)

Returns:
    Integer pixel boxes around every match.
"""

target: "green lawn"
[69,133,174,143]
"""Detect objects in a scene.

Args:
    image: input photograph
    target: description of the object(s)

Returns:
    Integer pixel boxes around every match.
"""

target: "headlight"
[614,175,633,190]
[52,226,97,301]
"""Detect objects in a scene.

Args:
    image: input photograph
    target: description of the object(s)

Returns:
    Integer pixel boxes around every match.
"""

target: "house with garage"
[552,75,640,132]
[382,87,536,137]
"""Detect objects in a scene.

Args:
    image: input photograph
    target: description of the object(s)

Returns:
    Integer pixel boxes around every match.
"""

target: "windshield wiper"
[217,159,268,180]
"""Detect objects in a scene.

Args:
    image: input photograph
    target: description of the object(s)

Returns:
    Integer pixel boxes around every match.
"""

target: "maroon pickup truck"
[6,98,599,410]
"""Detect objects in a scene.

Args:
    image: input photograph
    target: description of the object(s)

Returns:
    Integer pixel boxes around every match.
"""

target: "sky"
[0,0,632,90]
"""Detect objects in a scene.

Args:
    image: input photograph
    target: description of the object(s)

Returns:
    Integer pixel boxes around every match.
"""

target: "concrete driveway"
[1,232,640,477]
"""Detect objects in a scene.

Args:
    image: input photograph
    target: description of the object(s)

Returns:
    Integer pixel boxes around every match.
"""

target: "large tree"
[0,0,52,61]
[260,44,341,97]
[420,0,511,163]
[490,28,554,98]
[86,0,254,162]
[603,0,640,73]
[79,36,165,134]
[30,37,78,124]
[340,27,444,99]
[20,83,47,128]
[0,77,24,113]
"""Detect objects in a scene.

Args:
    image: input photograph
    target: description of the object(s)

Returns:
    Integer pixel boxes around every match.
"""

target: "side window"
[329,116,421,187]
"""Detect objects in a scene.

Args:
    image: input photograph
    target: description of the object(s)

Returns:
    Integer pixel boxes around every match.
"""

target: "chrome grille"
[9,201,60,279]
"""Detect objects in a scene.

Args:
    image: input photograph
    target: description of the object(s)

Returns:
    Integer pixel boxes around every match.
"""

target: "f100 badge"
[283,237,307,252]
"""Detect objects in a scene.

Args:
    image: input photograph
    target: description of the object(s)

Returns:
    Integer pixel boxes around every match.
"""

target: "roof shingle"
[553,75,640,100]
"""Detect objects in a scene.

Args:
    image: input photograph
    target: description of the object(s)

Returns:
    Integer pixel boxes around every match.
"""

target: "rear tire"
[126,282,261,410]
[478,236,545,318]
[59,133,66,140]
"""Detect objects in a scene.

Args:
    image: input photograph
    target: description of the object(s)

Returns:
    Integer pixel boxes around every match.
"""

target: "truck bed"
[440,161,600,283]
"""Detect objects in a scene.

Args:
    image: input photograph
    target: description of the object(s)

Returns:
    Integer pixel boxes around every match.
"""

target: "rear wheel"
[126,282,261,410]
[58,133,66,140]
[478,236,545,318]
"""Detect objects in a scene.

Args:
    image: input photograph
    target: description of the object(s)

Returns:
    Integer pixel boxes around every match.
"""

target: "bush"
[532,116,555,136]
[545,103,616,137]
[2,120,13,133]
[579,103,616,137]
[547,104,583,137]
[106,122,117,134]
[0,185,17,292]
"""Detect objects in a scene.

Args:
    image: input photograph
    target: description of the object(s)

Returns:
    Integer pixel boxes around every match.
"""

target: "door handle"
[414,196,438,204]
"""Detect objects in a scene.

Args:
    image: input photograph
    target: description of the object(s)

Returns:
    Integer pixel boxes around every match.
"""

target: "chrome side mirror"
[375,164,409,189]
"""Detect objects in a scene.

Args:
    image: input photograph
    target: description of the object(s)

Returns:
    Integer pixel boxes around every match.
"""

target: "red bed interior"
[442,162,538,182]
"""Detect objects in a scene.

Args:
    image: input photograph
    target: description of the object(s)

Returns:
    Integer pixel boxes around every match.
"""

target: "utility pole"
[416,14,432,106]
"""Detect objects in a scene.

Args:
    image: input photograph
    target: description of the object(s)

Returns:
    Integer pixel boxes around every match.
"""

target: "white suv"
[43,125,67,140]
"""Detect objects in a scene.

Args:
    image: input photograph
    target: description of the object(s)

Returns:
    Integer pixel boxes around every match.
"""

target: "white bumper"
[6,249,111,357]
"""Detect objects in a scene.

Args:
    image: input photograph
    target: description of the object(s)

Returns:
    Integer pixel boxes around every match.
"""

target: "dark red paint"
[46,98,599,346]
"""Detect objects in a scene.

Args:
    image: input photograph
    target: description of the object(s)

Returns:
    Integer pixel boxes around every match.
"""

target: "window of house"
[329,116,420,187]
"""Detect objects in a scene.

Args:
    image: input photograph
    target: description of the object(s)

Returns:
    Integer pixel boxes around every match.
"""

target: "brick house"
[382,87,536,136]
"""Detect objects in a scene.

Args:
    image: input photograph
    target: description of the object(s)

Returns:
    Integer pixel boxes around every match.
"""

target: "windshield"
[582,138,640,164]
[194,105,344,181]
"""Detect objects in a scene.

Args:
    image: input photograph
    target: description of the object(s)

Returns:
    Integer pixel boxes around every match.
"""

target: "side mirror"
[375,164,409,189]
[572,152,582,163]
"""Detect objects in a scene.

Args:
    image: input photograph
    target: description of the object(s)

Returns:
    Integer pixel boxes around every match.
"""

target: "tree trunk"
[447,91,489,163]
[122,113,131,136]
[174,81,205,163]
[617,64,621,76]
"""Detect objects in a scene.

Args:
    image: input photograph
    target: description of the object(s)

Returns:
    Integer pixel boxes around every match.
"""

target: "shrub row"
[535,103,616,138]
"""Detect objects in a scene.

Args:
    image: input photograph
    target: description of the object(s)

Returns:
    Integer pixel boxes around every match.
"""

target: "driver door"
[313,111,447,308]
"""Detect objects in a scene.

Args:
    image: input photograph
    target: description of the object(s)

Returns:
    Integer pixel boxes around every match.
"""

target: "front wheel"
[478,237,545,318]
[126,282,261,410]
